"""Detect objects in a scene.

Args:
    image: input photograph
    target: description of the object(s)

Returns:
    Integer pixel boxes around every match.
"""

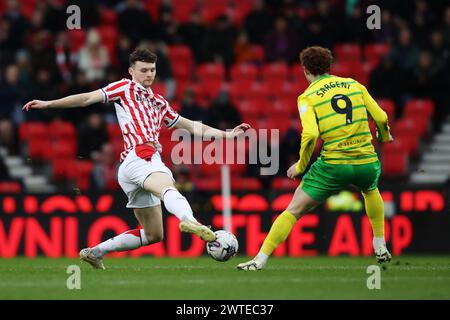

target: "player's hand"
[22,100,51,111]
[287,163,300,180]
[229,123,251,138]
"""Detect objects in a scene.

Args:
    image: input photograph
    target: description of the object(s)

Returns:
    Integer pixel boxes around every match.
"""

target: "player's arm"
[288,98,319,179]
[358,83,393,143]
[173,116,251,139]
[22,90,104,111]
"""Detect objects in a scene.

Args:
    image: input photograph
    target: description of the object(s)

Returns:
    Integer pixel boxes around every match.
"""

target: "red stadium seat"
[48,121,76,142]
[230,63,260,84]
[19,122,47,141]
[273,81,301,102]
[0,181,21,194]
[364,43,390,67]
[52,158,75,181]
[261,62,289,83]
[289,65,310,91]
[194,179,222,191]
[74,160,94,191]
[171,0,198,23]
[395,116,427,140]
[334,44,362,62]
[46,141,77,160]
[330,62,353,78]
[27,138,50,160]
[236,194,269,211]
[381,141,409,176]
[210,194,240,211]
[196,63,225,83]
[202,1,227,24]
[100,7,117,26]
[251,45,265,63]
[67,29,87,51]
[151,81,167,97]
[143,0,163,21]
[231,177,262,191]
[171,61,192,82]
[107,123,122,141]
[404,99,434,119]
[237,99,267,118]
[168,45,194,66]
[271,177,298,190]
[376,99,396,121]
[262,98,297,119]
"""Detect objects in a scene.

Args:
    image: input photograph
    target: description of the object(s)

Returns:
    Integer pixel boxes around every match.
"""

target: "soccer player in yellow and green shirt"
[238,46,393,271]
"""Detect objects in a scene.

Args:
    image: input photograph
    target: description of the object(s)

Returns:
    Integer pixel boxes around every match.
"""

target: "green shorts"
[300,158,381,202]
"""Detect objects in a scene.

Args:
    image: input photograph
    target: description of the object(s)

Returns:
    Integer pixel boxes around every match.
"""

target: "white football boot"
[179,220,216,242]
[79,248,105,270]
[237,259,265,271]
[375,245,392,264]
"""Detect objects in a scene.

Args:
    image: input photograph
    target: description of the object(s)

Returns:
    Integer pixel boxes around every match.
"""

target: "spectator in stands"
[234,32,259,64]
[244,0,273,45]
[263,16,298,63]
[429,31,449,73]
[443,6,450,46]
[92,142,119,191]
[411,51,440,98]
[55,31,78,84]
[116,34,132,77]
[302,17,333,50]
[369,56,403,104]
[42,0,66,33]
[389,27,420,73]
[345,5,368,45]
[27,30,57,77]
[0,64,26,123]
[25,69,58,122]
[15,49,32,83]
[2,0,30,51]
[0,18,15,68]
[118,0,154,43]
[179,88,206,122]
[0,119,19,155]
[78,113,109,160]
[206,90,241,131]
[370,9,397,43]
[155,8,181,45]
[202,15,237,66]
[78,29,110,82]
[179,11,206,62]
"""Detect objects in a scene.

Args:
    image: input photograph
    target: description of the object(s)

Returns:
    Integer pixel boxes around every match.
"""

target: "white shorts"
[117,148,174,208]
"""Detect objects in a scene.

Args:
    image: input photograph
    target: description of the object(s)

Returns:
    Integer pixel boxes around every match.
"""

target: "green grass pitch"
[1,256,449,299]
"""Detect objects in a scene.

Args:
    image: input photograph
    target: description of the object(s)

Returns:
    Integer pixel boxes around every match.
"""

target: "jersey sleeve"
[100,80,129,103]
[357,83,391,142]
[296,96,320,174]
[161,97,180,128]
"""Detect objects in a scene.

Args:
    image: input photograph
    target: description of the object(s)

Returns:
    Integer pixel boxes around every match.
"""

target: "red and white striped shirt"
[101,78,180,162]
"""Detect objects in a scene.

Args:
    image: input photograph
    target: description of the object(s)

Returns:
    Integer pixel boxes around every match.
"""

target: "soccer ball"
[206,230,238,262]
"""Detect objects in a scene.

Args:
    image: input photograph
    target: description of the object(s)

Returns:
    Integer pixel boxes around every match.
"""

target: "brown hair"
[129,48,157,66]
[299,46,333,76]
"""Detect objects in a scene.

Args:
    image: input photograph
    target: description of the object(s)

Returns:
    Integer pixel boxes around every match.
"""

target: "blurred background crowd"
[0,0,449,194]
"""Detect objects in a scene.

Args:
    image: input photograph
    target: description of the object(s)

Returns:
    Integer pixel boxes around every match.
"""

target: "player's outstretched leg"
[80,228,151,269]
[362,188,392,264]
[143,172,216,242]
[238,187,319,271]
[79,248,106,270]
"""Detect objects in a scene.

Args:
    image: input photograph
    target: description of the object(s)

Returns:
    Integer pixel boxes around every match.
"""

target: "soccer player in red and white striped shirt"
[23,48,250,269]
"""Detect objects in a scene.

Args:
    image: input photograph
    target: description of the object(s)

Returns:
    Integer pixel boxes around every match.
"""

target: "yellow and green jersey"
[296,74,391,174]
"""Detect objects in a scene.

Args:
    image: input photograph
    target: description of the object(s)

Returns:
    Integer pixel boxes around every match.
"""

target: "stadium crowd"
[0,0,449,192]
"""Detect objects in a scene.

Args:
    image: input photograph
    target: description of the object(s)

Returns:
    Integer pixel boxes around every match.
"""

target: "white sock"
[255,251,269,265]
[373,236,386,251]
[162,187,198,223]
[92,229,149,257]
